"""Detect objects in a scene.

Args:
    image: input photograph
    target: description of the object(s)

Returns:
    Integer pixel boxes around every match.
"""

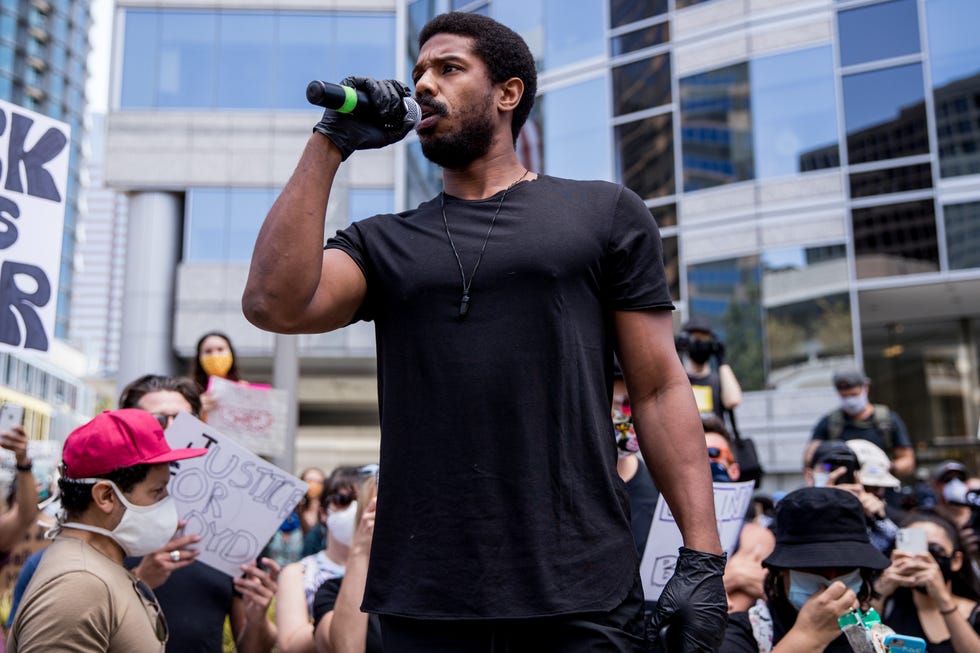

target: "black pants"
[377,573,647,653]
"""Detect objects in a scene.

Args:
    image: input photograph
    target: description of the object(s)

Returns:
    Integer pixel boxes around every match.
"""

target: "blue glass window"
[185,188,278,263]
[542,77,611,181]
[679,63,753,191]
[852,200,938,279]
[349,189,395,222]
[944,201,980,271]
[120,10,395,110]
[750,46,839,178]
[842,64,927,164]
[612,54,671,116]
[494,0,603,72]
[617,113,674,200]
[927,0,980,178]
[609,0,666,29]
[838,0,919,67]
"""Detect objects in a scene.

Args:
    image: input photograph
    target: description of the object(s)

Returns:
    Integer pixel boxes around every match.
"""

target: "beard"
[419,92,497,169]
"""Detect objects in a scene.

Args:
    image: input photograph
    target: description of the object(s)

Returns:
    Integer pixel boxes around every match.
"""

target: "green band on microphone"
[339,86,358,114]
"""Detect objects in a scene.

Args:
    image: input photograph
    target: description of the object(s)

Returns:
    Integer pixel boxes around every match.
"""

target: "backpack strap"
[748,599,773,653]
[870,404,895,452]
[827,408,845,440]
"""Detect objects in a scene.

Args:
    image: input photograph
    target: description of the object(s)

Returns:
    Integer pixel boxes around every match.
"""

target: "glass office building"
[105,0,980,482]
[405,0,980,483]
[1,0,90,338]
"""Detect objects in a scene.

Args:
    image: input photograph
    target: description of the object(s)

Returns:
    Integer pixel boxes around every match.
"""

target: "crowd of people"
[1,8,979,653]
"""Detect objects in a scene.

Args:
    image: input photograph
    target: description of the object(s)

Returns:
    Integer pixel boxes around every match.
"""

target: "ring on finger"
[170,550,181,563]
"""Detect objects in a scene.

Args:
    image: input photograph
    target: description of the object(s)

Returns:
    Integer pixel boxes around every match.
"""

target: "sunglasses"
[132,578,169,643]
[707,446,734,465]
[328,491,357,507]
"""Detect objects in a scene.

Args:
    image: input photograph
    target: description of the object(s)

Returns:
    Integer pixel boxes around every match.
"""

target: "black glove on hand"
[650,547,728,653]
[713,340,726,365]
[313,76,413,160]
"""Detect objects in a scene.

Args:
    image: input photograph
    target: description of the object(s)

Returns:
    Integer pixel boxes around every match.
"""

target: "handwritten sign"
[639,481,754,602]
[205,377,289,457]
[0,521,53,613]
[165,412,307,577]
[0,100,70,353]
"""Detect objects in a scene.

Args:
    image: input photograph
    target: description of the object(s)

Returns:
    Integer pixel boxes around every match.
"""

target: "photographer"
[677,318,742,420]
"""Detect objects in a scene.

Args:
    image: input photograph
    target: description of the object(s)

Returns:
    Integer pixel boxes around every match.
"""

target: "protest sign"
[638,480,754,602]
[0,99,70,353]
[165,412,307,577]
[205,376,290,457]
[0,520,53,621]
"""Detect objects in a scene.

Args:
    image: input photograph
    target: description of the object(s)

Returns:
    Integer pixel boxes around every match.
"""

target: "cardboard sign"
[0,100,70,353]
[639,481,754,602]
[0,521,53,609]
[165,412,307,577]
[205,377,290,457]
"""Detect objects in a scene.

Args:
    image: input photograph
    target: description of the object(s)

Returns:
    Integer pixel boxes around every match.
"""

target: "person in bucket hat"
[718,487,891,652]
[8,409,207,652]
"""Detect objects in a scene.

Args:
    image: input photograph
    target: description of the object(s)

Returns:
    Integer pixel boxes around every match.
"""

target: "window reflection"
[494,0,603,72]
[838,0,919,67]
[927,0,980,178]
[609,0,666,28]
[349,189,395,223]
[612,54,671,116]
[185,188,278,263]
[541,77,611,180]
[752,46,839,178]
[852,200,939,279]
[688,245,854,390]
[687,255,765,391]
[616,113,674,200]
[842,64,928,164]
[763,246,852,386]
[944,201,980,271]
[121,9,395,110]
[611,23,669,57]
[679,63,752,191]
[849,163,932,198]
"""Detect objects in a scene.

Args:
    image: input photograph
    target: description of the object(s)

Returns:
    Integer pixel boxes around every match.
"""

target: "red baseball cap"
[62,409,208,479]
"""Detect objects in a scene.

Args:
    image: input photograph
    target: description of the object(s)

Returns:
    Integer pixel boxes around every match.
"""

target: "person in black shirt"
[243,11,726,652]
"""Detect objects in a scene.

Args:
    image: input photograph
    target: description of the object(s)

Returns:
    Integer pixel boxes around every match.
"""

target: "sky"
[86,0,113,113]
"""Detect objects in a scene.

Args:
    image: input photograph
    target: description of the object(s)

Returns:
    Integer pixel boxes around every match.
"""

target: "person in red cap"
[7,409,208,652]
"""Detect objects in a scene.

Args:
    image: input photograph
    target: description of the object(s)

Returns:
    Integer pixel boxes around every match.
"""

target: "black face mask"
[915,544,954,593]
[710,461,732,482]
[688,340,714,365]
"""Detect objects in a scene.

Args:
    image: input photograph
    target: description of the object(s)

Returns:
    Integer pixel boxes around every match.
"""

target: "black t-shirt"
[688,368,723,420]
[326,176,673,619]
[313,577,384,653]
[721,603,857,652]
[882,588,980,653]
[624,459,659,556]
[810,406,912,454]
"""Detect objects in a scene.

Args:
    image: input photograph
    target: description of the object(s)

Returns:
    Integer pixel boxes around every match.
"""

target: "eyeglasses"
[152,413,180,429]
[707,446,734,465]
[132,578,169,643]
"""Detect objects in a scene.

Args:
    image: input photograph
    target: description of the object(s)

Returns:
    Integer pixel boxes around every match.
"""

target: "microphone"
[306,80,421,128]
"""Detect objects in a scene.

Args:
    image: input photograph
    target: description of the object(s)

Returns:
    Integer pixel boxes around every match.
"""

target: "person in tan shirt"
[7,409,207,652]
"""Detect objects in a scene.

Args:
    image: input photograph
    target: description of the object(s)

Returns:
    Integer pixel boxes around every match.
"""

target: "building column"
[117,191,182,394]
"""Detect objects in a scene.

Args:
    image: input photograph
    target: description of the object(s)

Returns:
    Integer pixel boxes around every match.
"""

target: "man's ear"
[90,481,118,515]
[497,77,524,113]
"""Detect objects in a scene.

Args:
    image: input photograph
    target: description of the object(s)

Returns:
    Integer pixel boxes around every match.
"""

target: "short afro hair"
[418,12,537,144]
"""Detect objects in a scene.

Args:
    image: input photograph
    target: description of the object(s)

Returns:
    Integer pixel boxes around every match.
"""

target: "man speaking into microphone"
[243,11,726,653]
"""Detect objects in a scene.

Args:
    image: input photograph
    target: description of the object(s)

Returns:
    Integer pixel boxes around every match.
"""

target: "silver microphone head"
[402,97,422,129]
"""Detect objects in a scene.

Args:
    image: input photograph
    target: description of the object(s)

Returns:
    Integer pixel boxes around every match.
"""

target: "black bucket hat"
[763,487,890,570]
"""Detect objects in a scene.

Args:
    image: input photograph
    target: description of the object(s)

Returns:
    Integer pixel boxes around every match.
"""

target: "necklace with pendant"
[440,169,529,318]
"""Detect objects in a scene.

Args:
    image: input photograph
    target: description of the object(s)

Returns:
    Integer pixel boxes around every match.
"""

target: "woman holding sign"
[191,331,244,418]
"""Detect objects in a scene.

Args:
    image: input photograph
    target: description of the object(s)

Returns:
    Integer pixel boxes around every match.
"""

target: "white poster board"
[206,377,290,457]
[0,100,70,353]
[639,481,755,602]
[165,412,307,577]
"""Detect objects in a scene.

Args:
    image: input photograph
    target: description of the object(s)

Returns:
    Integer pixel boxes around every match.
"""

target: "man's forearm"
[242,133,341,332]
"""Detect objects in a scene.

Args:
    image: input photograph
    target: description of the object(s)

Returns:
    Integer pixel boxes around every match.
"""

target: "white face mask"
[839,390,868,415]
[787,569,863,611]
[326,501,358,547]
[63,481,179,557]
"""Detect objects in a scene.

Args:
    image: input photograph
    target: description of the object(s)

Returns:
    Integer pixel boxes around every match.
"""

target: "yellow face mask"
[200,352,233,378]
